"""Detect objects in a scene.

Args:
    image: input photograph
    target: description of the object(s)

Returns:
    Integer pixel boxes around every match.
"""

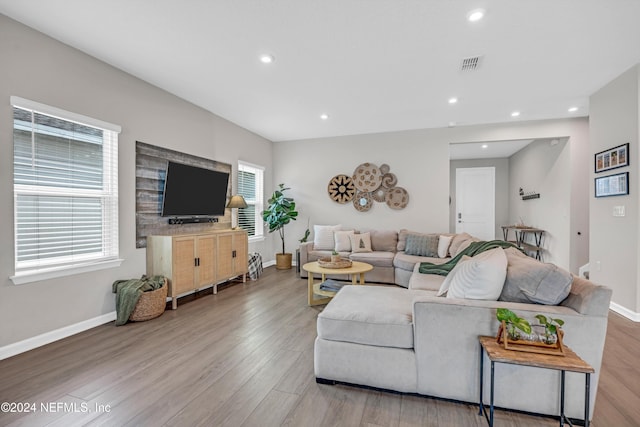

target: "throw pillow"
[313,224,341,250]
[437,255,471,296]
[367,229,398,252]
[448,232,472,257]
[437,235,454,258]
[443,248,508,300]
[405,233,439,257]
[334,230,355,252]
[349,232,372,253]
[499,247,573,305]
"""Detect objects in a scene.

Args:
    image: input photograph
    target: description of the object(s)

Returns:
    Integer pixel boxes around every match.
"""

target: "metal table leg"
[560,370,565,427]
[479,342,484,416]
[490,361,495,427]
[585,373,591,427]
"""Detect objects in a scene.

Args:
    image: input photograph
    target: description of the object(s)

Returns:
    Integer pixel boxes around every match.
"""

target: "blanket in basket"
[112,275,165,326]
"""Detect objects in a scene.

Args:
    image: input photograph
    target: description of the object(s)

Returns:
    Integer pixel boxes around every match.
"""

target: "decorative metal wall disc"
[372,187,388,202]
[381,173,397,188]
[352,163,382,192]
[353,191,373,212]
[385,187,409,209]
[328,174,356,204]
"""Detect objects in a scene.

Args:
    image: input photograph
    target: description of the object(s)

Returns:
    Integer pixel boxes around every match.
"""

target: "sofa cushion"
[405,233,439,257]
[397,229,432,252]
[441,248,507,300]
[334,230,354,252]
[394,252,448,272]
[350,232,372,253]
[314,224,341,250]
[409,263,446,291]
[499,247,573,305]
[349,251,395,268]
[448,232,472,257]
[317,286,422,349]
[307,250,350,262]
[368,229,398,252]
[437,234,454,258]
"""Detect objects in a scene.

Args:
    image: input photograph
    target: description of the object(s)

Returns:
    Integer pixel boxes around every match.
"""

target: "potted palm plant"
[262,183,299,269]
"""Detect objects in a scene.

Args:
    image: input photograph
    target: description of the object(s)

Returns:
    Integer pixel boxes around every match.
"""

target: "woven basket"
[129,279,167,322]
[276,253,293,270]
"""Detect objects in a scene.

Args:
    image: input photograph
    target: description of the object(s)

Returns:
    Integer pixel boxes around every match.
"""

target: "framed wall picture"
[595,143,629,173]
[595,172,629,198]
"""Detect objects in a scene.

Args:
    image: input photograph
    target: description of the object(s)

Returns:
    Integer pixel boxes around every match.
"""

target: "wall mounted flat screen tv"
[161,161,229,217]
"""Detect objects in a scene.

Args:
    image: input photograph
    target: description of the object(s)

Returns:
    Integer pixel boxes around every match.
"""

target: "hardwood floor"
[1,267,638,427]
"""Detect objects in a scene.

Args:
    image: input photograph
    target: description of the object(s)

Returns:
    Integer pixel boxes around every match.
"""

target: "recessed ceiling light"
[448,97,458,104]
[511,111,520,117]
[260,54,275,64]
[320,114,329,120]
[568,106,578,112]
[481,144,488,149]
[467,9,485,22]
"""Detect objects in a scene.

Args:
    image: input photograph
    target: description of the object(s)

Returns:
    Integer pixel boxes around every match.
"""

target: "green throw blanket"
[112,275,165,326]
[418,240,522,276]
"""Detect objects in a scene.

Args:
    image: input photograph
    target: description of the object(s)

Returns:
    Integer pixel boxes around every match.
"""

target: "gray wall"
[589,64,640,315]
[274,119,589,272]
[449,158,510,239]
[508,138,572,268]
[0,15,274,348]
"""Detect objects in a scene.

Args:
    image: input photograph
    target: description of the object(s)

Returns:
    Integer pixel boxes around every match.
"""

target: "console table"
[501,225,544,260]
[478,336,594,427]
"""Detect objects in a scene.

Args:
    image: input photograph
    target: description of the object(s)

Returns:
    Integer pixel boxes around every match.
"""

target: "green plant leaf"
[535,314,549,325]
[553,318,565,326]
[496,308,517,322]
[513,318,532,334]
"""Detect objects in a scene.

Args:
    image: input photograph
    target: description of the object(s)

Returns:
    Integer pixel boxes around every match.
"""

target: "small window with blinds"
[237,161,264,240]
[11,97,121,283]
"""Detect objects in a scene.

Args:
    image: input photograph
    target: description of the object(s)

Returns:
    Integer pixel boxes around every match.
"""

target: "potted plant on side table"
[262,183,299,269]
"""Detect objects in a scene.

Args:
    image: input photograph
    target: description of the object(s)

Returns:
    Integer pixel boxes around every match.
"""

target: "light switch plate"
[613,205,625,217]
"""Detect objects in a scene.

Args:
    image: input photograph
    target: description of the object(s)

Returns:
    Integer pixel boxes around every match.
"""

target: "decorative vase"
[331,254,340,263]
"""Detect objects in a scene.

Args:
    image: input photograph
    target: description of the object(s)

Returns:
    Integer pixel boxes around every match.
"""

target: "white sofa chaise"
[314,260,612,421]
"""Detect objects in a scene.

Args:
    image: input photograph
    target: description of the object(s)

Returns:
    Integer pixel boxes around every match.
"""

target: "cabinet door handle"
[232,250,237,258]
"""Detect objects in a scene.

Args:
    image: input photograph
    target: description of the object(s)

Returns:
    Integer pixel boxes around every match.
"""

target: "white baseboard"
[0,311,116,360]
[610,302,640,322]
[263,260,276,268]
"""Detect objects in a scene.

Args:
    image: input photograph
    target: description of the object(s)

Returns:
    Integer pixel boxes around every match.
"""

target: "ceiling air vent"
[460,55,483,72]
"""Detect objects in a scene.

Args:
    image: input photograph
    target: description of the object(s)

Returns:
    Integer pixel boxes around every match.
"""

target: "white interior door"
[455,167,495,240]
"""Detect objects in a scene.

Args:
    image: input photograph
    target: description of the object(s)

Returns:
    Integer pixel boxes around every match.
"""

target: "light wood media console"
[146,229,248,309]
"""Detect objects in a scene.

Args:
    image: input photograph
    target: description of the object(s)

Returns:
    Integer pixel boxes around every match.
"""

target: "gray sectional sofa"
[309,231,613,421]
[300,228,477,287]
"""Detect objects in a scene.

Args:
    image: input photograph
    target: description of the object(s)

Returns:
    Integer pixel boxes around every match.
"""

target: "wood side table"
[303,261,373,306]
[478,335,594,427]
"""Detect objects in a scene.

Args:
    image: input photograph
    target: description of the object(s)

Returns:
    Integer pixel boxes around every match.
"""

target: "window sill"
[10,258,124,285]
[248,236,265,244]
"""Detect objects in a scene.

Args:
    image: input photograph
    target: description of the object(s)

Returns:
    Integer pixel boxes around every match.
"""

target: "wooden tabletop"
[479,336,594,374]
[302,260,373,275]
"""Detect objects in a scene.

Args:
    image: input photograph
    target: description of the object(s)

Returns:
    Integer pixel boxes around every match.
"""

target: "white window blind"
[11,97,121,280]
[237,161,264,239]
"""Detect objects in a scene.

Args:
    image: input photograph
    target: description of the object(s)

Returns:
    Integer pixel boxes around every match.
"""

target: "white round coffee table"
[303,261,373,306]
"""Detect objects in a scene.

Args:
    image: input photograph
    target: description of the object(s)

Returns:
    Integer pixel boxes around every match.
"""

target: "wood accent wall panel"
[135,141,232,248]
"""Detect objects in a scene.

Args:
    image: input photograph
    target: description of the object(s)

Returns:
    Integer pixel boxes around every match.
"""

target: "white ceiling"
[1,1,640,142]
[449,139,534,160]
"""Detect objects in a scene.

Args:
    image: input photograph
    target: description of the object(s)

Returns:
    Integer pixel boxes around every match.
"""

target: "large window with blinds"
[237,161,264,240]
[11,97,121,284]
